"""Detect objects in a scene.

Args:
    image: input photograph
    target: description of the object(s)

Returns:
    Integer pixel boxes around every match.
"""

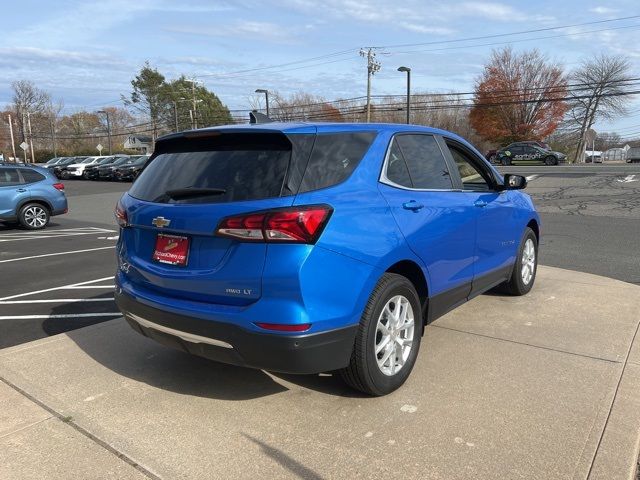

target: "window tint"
[19,169,46,184]
[385,140,412,187]
[395,135,452,189]
[298,132,376,193]
[0,168,20,186]
[449,146,492,191]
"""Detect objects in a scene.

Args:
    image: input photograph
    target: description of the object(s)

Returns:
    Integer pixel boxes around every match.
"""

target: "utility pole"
[50,117,57,157]
[26,112,35,163]
[360,48,381,123]
[97,110,112,155]
[186,79,203,129]
[7,114,17,161]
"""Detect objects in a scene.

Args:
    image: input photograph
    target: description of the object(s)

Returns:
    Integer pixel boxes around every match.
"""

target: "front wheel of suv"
[497,227,538,296]
[340,273,422,396]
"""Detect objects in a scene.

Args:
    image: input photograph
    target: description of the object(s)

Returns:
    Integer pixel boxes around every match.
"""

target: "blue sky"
[1,0,639,135]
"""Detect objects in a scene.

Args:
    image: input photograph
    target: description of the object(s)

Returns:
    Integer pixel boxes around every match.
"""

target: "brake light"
[52,183,65,191]
[255,322,312,332]
[114,200,129,228]
[216,205,332,244]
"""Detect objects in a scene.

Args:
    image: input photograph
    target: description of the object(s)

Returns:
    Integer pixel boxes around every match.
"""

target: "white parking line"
[526,175,539,181]
[0,276,115,301]
[64,286,114,290]
[0,298,114,304]
[0,246,116,264]
[0,227,116,243]
[0,313,121,321]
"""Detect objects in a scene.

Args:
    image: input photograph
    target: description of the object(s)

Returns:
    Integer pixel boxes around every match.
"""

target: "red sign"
[152,234,189,266]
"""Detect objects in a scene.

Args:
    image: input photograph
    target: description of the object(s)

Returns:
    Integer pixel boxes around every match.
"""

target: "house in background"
[124,135,153,154]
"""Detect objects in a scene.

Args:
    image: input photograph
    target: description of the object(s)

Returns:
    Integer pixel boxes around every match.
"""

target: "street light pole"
[97,110,112,155]
[255,89,269,117]
[397,66,411,125]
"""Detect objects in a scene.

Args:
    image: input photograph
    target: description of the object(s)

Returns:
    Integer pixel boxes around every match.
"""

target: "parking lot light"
[397,66,411,125]
[255,89,269,117]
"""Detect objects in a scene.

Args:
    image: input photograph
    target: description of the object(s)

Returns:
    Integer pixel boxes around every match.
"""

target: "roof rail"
[249,110,274,124]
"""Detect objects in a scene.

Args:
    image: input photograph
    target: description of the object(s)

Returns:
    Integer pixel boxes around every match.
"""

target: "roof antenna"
[250,110,274,124]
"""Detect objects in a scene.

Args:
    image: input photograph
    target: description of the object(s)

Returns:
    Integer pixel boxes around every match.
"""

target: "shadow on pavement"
[243,433,325,480]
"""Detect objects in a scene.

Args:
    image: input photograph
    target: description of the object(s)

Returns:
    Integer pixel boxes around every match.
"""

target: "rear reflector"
[53,183,65,191]
[216,205,332,244]
[255,322,312,332]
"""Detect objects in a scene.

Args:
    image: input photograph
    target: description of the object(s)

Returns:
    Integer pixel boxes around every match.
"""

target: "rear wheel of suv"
[18,203,50,230]
[341,273,422,396]
[497,227,537,296]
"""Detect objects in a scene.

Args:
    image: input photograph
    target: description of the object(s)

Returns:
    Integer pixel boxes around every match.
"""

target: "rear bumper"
[115,290,358,374]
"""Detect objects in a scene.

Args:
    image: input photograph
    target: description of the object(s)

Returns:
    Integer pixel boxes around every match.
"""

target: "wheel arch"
[526,218,540,242]
[385,259,429,326]
[17,197,53,215]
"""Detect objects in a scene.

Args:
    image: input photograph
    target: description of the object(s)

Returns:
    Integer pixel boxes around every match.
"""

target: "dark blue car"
[114,123,540,395]
[0,164,67,229]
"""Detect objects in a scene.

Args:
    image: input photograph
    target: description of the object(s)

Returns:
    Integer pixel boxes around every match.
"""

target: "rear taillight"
[114,200,129,228]
[216,205,332,244]
[53,183,65,191]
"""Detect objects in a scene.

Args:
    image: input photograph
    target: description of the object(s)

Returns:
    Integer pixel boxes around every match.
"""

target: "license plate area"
[152,234,190,266]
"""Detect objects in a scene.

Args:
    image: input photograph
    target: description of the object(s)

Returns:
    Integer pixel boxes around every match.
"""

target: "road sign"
[19,142,28,151]
[96,143,103,154]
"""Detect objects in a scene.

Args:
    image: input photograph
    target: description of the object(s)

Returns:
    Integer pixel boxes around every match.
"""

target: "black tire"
[18,203,50,230]
[488,154,497,164]
[340,273,422,396]
[501,157,512,166]
[497,227,538,296]
[544,155,557,166]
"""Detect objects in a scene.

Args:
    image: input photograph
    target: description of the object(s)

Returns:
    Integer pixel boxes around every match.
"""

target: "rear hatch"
[119,128,316,306]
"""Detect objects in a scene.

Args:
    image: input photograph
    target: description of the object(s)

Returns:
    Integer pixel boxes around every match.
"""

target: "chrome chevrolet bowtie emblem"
[152,216,171,228]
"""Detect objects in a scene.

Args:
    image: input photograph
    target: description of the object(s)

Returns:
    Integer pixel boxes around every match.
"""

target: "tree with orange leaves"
[470,48,567,145]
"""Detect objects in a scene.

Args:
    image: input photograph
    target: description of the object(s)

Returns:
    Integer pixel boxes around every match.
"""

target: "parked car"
[626,147,640,163]
[0,164,67,229]
[83,155,128,179]
[62,156,108,179]
[114,123,540,396]
[53,157,85,178]
[497,144,566,165]
[42,157,68,167]
[113,155,149,181]
[97,156,136,180]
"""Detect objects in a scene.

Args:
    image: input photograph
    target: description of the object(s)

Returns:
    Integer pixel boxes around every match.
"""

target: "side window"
[395,135,453,189]
[19,169,46,184]
[448,146,493,192]
[385,139,412,187]
[298,132,376,193]
[0,168,21,186]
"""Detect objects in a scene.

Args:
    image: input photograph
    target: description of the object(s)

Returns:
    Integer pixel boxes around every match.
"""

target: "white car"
[63,156,109,178]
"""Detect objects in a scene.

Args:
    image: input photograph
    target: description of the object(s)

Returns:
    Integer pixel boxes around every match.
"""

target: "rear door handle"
[474,200,487,208]
[402,201,424,211]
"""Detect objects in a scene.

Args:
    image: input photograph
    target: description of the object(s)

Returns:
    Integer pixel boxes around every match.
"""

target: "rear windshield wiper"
[164,187,227,200]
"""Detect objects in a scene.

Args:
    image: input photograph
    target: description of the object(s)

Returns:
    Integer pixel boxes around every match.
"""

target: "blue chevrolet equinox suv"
[115,123,540,395]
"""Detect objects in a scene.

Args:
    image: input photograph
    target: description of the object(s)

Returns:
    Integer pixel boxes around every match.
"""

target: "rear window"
[130,131,376,204]
[19,169,46,184]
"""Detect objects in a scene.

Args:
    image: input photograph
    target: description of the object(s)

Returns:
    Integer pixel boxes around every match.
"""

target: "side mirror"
[503,174,527,190]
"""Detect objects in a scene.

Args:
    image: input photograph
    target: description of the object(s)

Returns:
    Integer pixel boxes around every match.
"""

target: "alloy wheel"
[375,295,415,376]
[521,238,536,285]
[23,206,48,228]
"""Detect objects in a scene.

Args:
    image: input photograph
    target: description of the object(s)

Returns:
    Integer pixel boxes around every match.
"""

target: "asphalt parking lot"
[0,164,639,348]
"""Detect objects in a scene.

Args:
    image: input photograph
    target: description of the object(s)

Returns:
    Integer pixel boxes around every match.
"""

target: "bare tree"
[11,80,51,145]
[566,54,634,162]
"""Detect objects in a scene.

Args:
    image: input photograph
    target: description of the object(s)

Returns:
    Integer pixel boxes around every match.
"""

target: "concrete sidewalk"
[1,266,639,479]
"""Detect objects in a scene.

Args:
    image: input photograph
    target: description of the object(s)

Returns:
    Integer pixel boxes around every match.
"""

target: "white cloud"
[589,6,619,15]
[167,21,295,43]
